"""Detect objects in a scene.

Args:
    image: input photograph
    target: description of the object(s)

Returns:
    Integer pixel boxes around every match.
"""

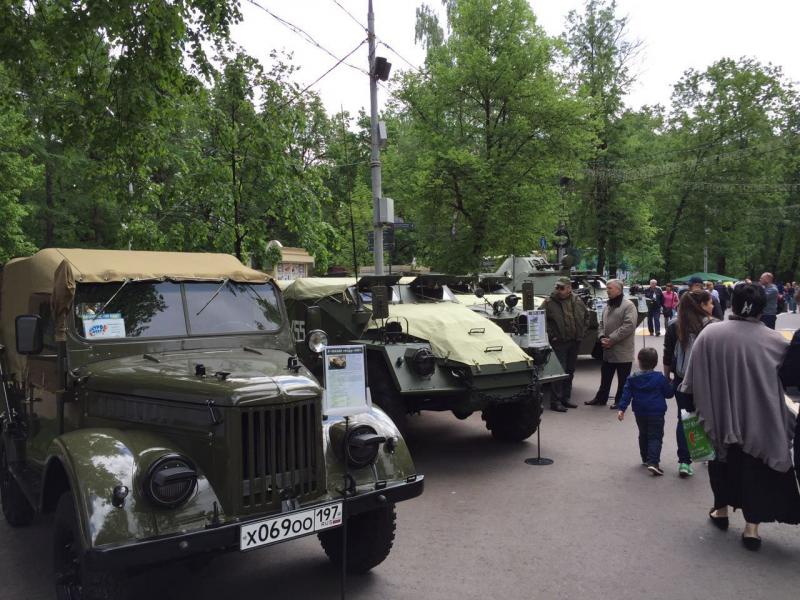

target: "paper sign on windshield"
[81,314,126,339]
[322,345,370,417]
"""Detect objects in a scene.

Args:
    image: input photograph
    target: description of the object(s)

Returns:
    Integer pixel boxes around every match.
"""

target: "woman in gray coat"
[586,279,638,409]
[680,283,800,551]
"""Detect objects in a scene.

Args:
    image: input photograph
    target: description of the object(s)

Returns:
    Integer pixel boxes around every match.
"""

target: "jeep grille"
[239,400,322,512]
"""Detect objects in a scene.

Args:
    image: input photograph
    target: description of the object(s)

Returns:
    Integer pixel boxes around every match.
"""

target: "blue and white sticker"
[81,315,126,339]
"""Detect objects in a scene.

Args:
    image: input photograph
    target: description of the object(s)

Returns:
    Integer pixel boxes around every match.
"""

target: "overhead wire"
[245,0,369,77]
[278,39,367,108]
[330,0,367,32]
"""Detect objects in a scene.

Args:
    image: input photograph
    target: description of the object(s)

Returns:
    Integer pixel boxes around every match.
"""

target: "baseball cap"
[555,277,571,288]
[688,276,703,285]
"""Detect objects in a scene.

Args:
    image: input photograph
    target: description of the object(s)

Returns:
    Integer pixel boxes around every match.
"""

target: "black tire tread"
[318,504,397,574]
[0,443,35,527]
[54,492,125,600]
[483,395,542,442]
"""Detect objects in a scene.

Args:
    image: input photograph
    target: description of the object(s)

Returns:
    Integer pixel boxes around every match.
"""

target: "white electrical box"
[377,196,394,225]
[378,121,388,148]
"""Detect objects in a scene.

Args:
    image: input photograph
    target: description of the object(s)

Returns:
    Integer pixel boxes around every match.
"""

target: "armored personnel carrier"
[483,255,647,356]
[282,275,565,442]
[0,249,422,599]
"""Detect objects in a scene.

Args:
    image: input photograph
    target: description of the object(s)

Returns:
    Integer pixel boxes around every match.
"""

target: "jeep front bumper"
[84,476,424,571]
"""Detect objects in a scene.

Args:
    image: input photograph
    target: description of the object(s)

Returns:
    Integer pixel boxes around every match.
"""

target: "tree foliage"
[0,0,798,284]
[386,0,591,272]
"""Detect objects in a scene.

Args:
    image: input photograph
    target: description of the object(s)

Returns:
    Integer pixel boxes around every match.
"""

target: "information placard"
[594,299,607,324]
[81,313,126,339]
[637,295,648,313]
[322,345,370,417]
[525,310,549,348]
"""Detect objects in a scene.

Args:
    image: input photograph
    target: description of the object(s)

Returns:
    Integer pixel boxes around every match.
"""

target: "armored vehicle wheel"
[318,504,396,574]
[483,397,542,442]
[0,442,34,527]
[368,375,408,434]
[54,492,124,600]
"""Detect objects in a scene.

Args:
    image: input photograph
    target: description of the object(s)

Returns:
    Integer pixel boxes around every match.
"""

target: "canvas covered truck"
[281,275,566,442]
[0,249,422,600]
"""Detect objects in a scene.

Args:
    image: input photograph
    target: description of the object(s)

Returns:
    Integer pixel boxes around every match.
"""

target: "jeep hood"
[81,349,321,406]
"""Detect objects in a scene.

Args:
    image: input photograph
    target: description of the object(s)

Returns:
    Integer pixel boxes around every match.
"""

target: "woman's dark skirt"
[709,444,800,525]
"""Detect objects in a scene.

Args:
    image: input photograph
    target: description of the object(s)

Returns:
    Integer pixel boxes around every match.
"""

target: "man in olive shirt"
[542,277,590,412]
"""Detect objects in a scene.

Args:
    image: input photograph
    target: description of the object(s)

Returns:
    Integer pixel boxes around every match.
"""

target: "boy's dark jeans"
[635,414,665,466]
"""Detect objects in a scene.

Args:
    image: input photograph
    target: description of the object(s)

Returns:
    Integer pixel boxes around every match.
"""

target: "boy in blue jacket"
[617,347,674,476]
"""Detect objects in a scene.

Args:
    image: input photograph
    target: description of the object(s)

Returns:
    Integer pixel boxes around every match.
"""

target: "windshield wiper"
[90,279,130,320]
[195,278,229,316]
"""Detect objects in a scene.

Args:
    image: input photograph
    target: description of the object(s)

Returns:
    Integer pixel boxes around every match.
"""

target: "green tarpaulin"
[672,272,738,284]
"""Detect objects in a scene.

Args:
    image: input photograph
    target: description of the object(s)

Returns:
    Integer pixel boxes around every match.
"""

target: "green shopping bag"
[680,410,716,462]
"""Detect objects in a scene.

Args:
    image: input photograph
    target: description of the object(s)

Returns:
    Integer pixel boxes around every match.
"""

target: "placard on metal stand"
[522,279,554,466]
[321,345,370,600]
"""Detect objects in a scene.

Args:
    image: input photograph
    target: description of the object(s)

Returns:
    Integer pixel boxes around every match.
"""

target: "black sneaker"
[647,464,664,476]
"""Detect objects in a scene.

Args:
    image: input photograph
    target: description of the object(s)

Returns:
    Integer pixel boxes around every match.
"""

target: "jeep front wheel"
[0,442,34,526]
[318,504,396,574]
[483,396,542,442]
[54,492,124,600]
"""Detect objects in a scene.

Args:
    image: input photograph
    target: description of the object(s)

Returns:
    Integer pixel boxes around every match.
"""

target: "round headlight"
[144,455,197,508]
[307,329,328,354]
[345,425,384,468]
[411,348,436,377]
[505,294,519,308]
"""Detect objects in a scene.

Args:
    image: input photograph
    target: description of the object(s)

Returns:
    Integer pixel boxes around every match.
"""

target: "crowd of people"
[542,275,800,552]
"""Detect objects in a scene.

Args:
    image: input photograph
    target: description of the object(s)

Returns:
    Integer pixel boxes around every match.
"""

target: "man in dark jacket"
[714,281,730,314]
[542,277,590,412]
[644,279,664,336]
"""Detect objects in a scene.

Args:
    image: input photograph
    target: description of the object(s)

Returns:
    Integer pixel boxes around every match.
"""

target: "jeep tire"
[54,492,124,600]
[318,504,396,574]
[483,394,542,442]
[0,442,34,527]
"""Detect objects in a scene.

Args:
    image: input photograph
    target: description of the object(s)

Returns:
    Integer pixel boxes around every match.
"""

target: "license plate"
[240,502,343,551]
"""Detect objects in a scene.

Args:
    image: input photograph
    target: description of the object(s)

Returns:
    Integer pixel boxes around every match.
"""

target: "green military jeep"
[281,275,565,442]
[0,249,422,599]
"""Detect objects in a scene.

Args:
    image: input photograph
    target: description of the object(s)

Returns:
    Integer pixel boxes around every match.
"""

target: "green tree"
[562,0,642,276]
[659,58,789,279]
[386,0,590,272]
[0,66,39,260]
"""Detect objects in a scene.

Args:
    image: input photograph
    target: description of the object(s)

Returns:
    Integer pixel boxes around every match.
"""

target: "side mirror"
[305,305,322,332]
[16,315,43,355]
[474,287,485,299]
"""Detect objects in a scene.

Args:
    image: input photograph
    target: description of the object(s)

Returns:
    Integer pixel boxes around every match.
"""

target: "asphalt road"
[2,314,800,600]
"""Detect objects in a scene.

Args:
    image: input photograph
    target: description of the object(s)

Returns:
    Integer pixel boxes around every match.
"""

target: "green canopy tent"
[672,272,739,284]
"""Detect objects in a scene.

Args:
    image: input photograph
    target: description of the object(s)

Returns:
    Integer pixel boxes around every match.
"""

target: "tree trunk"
[596,236,606,275]
[716,254,726,275]
[771,220,785,275]
[45,162,54,246]
[663,190,691,281]
[232,151,241,261]
[789,235,800,280]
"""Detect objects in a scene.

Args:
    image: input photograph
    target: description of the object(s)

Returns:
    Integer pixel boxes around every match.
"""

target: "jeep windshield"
[73,281,282,339]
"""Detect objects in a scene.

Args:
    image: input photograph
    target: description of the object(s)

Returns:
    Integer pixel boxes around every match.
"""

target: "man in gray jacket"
[585,279,638,409]
[542,277,590,412]
[759,272,779,329]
